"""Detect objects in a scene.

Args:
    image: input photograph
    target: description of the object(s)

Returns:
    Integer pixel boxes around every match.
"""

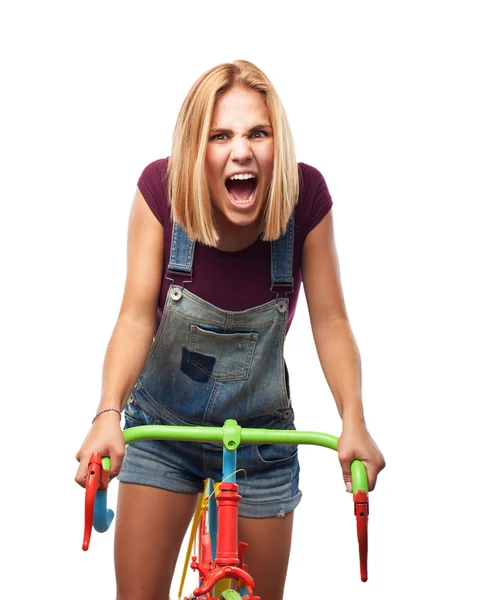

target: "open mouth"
[225,173,258,205]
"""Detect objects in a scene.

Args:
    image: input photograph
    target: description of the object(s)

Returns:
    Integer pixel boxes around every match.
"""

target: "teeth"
[228,173,255,181]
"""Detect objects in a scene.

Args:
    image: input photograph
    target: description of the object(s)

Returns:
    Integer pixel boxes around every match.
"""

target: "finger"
[338,455,353,493]
[365,454,386,492]
[74,459,90,488]
[366,462,382,492]
[108,448,125,478]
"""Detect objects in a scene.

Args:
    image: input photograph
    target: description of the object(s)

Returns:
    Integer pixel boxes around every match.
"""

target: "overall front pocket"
[188,325,259,382]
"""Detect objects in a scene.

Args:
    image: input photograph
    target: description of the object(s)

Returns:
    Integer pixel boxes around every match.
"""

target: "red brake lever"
[353,489,369,582]
[82,452,110,551]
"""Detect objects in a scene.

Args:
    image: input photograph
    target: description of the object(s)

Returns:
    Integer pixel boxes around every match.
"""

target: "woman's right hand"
[74,411,125,488]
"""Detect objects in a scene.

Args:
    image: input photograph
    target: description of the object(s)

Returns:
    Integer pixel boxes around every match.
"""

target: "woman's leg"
[114,482,198,600]
[238,511,294,600]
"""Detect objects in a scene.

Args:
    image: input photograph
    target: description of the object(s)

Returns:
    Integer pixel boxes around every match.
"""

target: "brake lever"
[353,489,369,582]
[82,452,110,551]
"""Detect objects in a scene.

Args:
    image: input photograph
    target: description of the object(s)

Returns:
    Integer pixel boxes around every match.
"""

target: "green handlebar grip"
[351,459,369,493]
[101,457,111,472]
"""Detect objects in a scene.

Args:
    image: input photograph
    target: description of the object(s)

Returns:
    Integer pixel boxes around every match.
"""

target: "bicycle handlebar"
[122,420,368,491]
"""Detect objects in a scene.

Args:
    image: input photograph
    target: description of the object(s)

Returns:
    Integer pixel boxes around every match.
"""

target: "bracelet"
[92,407,122,424]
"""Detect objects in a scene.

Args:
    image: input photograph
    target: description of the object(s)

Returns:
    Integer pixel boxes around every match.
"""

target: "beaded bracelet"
[92,407,122,424]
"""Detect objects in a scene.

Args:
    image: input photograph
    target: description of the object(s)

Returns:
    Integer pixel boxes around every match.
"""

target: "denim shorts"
[117,393,302,519]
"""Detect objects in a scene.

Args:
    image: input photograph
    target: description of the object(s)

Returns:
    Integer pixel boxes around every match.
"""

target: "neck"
[214,214,261,252]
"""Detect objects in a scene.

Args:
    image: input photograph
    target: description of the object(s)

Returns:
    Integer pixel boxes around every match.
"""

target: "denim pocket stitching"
[253,443,298,466]
[124,397,160,428]
[135,380,197,427]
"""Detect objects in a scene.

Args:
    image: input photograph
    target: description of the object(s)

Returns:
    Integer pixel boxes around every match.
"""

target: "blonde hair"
[168,60,299,246]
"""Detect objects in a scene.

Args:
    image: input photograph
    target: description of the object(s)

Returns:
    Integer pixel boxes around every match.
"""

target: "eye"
[250,130,268,139]
[210,133,228,141]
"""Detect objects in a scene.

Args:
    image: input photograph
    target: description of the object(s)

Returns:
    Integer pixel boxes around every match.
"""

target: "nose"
[230,136,252,162]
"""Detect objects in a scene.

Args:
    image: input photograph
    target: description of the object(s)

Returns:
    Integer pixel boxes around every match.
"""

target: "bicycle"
[82,419,370,599]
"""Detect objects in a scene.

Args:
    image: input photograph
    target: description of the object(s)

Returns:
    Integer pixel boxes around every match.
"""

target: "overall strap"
[270,213,295,292]
[167,221,195,277]
[167,214,294,289]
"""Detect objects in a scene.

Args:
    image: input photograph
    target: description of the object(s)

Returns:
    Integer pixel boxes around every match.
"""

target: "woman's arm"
[302,211,385,491]
[98,188,164,412]
[75,188,164,485]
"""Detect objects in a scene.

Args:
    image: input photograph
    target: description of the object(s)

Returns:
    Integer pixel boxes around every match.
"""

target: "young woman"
[75,59,385,600]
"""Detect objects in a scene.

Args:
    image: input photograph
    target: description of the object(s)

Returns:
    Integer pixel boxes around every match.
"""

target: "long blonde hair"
[168,60,299,246]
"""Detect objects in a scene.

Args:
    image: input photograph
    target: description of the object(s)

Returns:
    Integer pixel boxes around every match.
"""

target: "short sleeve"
[137,158,169,226]
[298,162,333,233]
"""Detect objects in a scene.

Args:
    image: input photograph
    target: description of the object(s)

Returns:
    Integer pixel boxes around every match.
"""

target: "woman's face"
[205,86,274,233]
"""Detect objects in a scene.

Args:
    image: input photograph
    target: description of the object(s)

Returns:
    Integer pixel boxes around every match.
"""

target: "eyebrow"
[209,124,272,135]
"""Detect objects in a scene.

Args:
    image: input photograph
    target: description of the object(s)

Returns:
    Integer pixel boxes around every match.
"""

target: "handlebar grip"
[351,459,369,493]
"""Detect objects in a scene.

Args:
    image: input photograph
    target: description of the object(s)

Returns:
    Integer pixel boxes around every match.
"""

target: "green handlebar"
[122,419,369,493]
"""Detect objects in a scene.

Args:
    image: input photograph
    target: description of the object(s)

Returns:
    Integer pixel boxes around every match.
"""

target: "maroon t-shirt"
[138,159,332,333]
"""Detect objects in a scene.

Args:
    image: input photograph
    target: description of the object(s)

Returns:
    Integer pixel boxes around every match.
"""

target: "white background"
[1,1,478,598]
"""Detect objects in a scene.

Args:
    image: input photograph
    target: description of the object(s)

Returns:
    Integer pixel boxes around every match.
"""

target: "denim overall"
[119,219,301,518]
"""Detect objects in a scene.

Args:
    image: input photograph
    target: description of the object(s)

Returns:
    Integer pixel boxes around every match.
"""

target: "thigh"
[238,512,294,600]
[114,482,198,600]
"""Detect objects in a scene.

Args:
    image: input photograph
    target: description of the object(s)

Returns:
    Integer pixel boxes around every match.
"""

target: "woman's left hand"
[337,423,386,492]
